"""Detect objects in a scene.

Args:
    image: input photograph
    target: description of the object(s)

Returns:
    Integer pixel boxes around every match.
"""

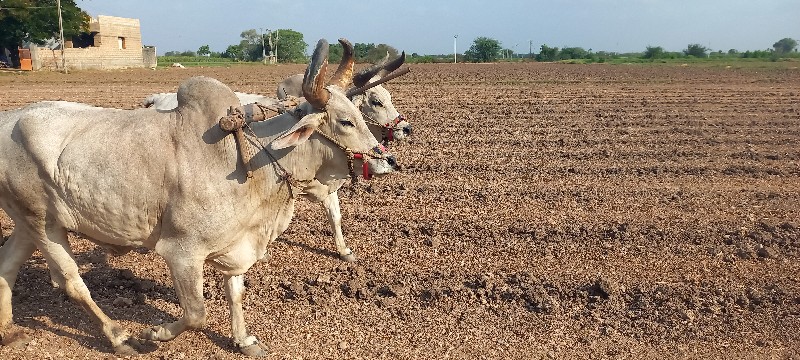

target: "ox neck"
[242,111,346,195]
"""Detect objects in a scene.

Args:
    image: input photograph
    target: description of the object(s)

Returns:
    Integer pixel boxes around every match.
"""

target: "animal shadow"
[274,237,340,260]
[10,245,230,354]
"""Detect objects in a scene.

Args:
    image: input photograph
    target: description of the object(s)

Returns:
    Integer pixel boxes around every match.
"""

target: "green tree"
[325,41,342,63]
[222,44,243,60]
[354,42,375,62]
[272,29,307,63]
[238,29,263,61]
[535,44,559,62]
[560,47,588,60]
[364,43,398,64]
[773,38,798,54]
[0,0,89,66]
[643,45,665,59]
[464,37,501,63]
[197,44,210,56]
[683,43,708,57]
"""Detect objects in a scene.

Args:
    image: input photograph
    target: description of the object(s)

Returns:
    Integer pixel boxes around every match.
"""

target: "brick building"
[31,15,157,70]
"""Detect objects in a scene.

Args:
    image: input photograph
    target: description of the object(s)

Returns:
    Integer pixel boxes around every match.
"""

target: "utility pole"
[529,40,532,59]
[260,28,266,64]
[57,0,67,73]
[453,35,458,63]
[274,30,279,62]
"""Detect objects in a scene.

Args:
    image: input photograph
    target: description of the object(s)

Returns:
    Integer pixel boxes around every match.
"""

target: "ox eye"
[370,99,383,107]
[339,119,355,127]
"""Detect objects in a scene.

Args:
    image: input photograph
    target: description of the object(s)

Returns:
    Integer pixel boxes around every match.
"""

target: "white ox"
[0,39,396,357]
[143,91,281,110]
[277,50,412,143]
[142,39,406,263]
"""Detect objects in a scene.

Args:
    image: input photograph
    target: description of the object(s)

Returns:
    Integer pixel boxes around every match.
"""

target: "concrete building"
[31,15,157,71]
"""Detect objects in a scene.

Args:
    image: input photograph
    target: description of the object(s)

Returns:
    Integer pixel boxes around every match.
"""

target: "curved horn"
[352,52,390,87]
[329,38,354,89]
[378,51,406,78]
[303,39,330,110]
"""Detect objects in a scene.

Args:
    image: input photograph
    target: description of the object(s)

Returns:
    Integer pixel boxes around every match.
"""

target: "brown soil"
[1,62,799,359]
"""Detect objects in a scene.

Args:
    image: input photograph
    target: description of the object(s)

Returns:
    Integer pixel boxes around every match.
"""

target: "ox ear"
[271,112,326,150]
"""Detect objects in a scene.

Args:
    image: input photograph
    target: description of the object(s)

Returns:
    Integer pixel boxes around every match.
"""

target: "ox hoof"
[240,343,267,357]
[139,326,172,342]
[114,337,152,356]
[140,327,157,341]
[339,252,356,263]
[236,336,267,357]
[1,329,32,349]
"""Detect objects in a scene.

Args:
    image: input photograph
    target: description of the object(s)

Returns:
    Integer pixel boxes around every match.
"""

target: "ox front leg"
[0,232,37,348]
[140,254,206,342]
[32,226,140,355]
[321,192,356,262]
[225,274,266,357]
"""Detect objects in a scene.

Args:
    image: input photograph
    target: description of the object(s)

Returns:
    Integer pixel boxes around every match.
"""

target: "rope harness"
[218,99,305,198]
[218,97,389,200]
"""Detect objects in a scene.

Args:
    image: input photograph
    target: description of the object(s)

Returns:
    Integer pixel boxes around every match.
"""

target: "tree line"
[461,37,799,63]
[164,29,400,64]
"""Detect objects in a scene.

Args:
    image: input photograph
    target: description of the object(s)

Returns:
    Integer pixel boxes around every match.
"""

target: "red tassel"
[363,162,371,180]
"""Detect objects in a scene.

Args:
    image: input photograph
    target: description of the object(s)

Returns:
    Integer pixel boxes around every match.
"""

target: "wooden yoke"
[219,96,302,178]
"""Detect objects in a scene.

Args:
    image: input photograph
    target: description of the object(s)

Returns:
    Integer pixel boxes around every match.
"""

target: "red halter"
[353,144,387,180]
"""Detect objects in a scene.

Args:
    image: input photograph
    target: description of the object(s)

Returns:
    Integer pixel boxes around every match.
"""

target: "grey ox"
[0,39,396,356]
[142,39,409,263]
[277,49,412,143]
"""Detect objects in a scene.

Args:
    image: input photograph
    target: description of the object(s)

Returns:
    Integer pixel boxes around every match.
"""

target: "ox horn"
[346,67,410,98]
[378,51,406,78]
[329,38,355,89]
[352,52,390,88]
[303,39,330,110]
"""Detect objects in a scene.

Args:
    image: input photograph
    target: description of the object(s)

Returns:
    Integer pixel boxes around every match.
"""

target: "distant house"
[30,15,157,70]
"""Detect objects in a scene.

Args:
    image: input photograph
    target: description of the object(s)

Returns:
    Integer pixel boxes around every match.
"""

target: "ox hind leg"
[320,192,356,262]
[140,247,206,342]
[26,223,140,355]
[0,231,37,347]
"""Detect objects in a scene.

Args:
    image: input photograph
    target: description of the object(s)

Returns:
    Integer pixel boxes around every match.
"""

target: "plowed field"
[1,62,799,359]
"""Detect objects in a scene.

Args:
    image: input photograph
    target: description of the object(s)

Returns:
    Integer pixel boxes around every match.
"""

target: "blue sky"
[77,0,799,55]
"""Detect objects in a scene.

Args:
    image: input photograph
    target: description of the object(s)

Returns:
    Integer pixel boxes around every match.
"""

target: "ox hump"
[176,76,240,115]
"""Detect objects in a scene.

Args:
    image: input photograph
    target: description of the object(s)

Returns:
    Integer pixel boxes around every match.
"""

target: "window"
[118,37,126,49]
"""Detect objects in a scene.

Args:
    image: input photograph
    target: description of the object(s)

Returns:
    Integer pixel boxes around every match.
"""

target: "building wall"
[90,15,143,51]
[31,15,152,70]
[33,47,147,71]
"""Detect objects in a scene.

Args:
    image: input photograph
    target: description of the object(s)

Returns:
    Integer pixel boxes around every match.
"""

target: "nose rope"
[311,124,388,185]
[361,112,406,143]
